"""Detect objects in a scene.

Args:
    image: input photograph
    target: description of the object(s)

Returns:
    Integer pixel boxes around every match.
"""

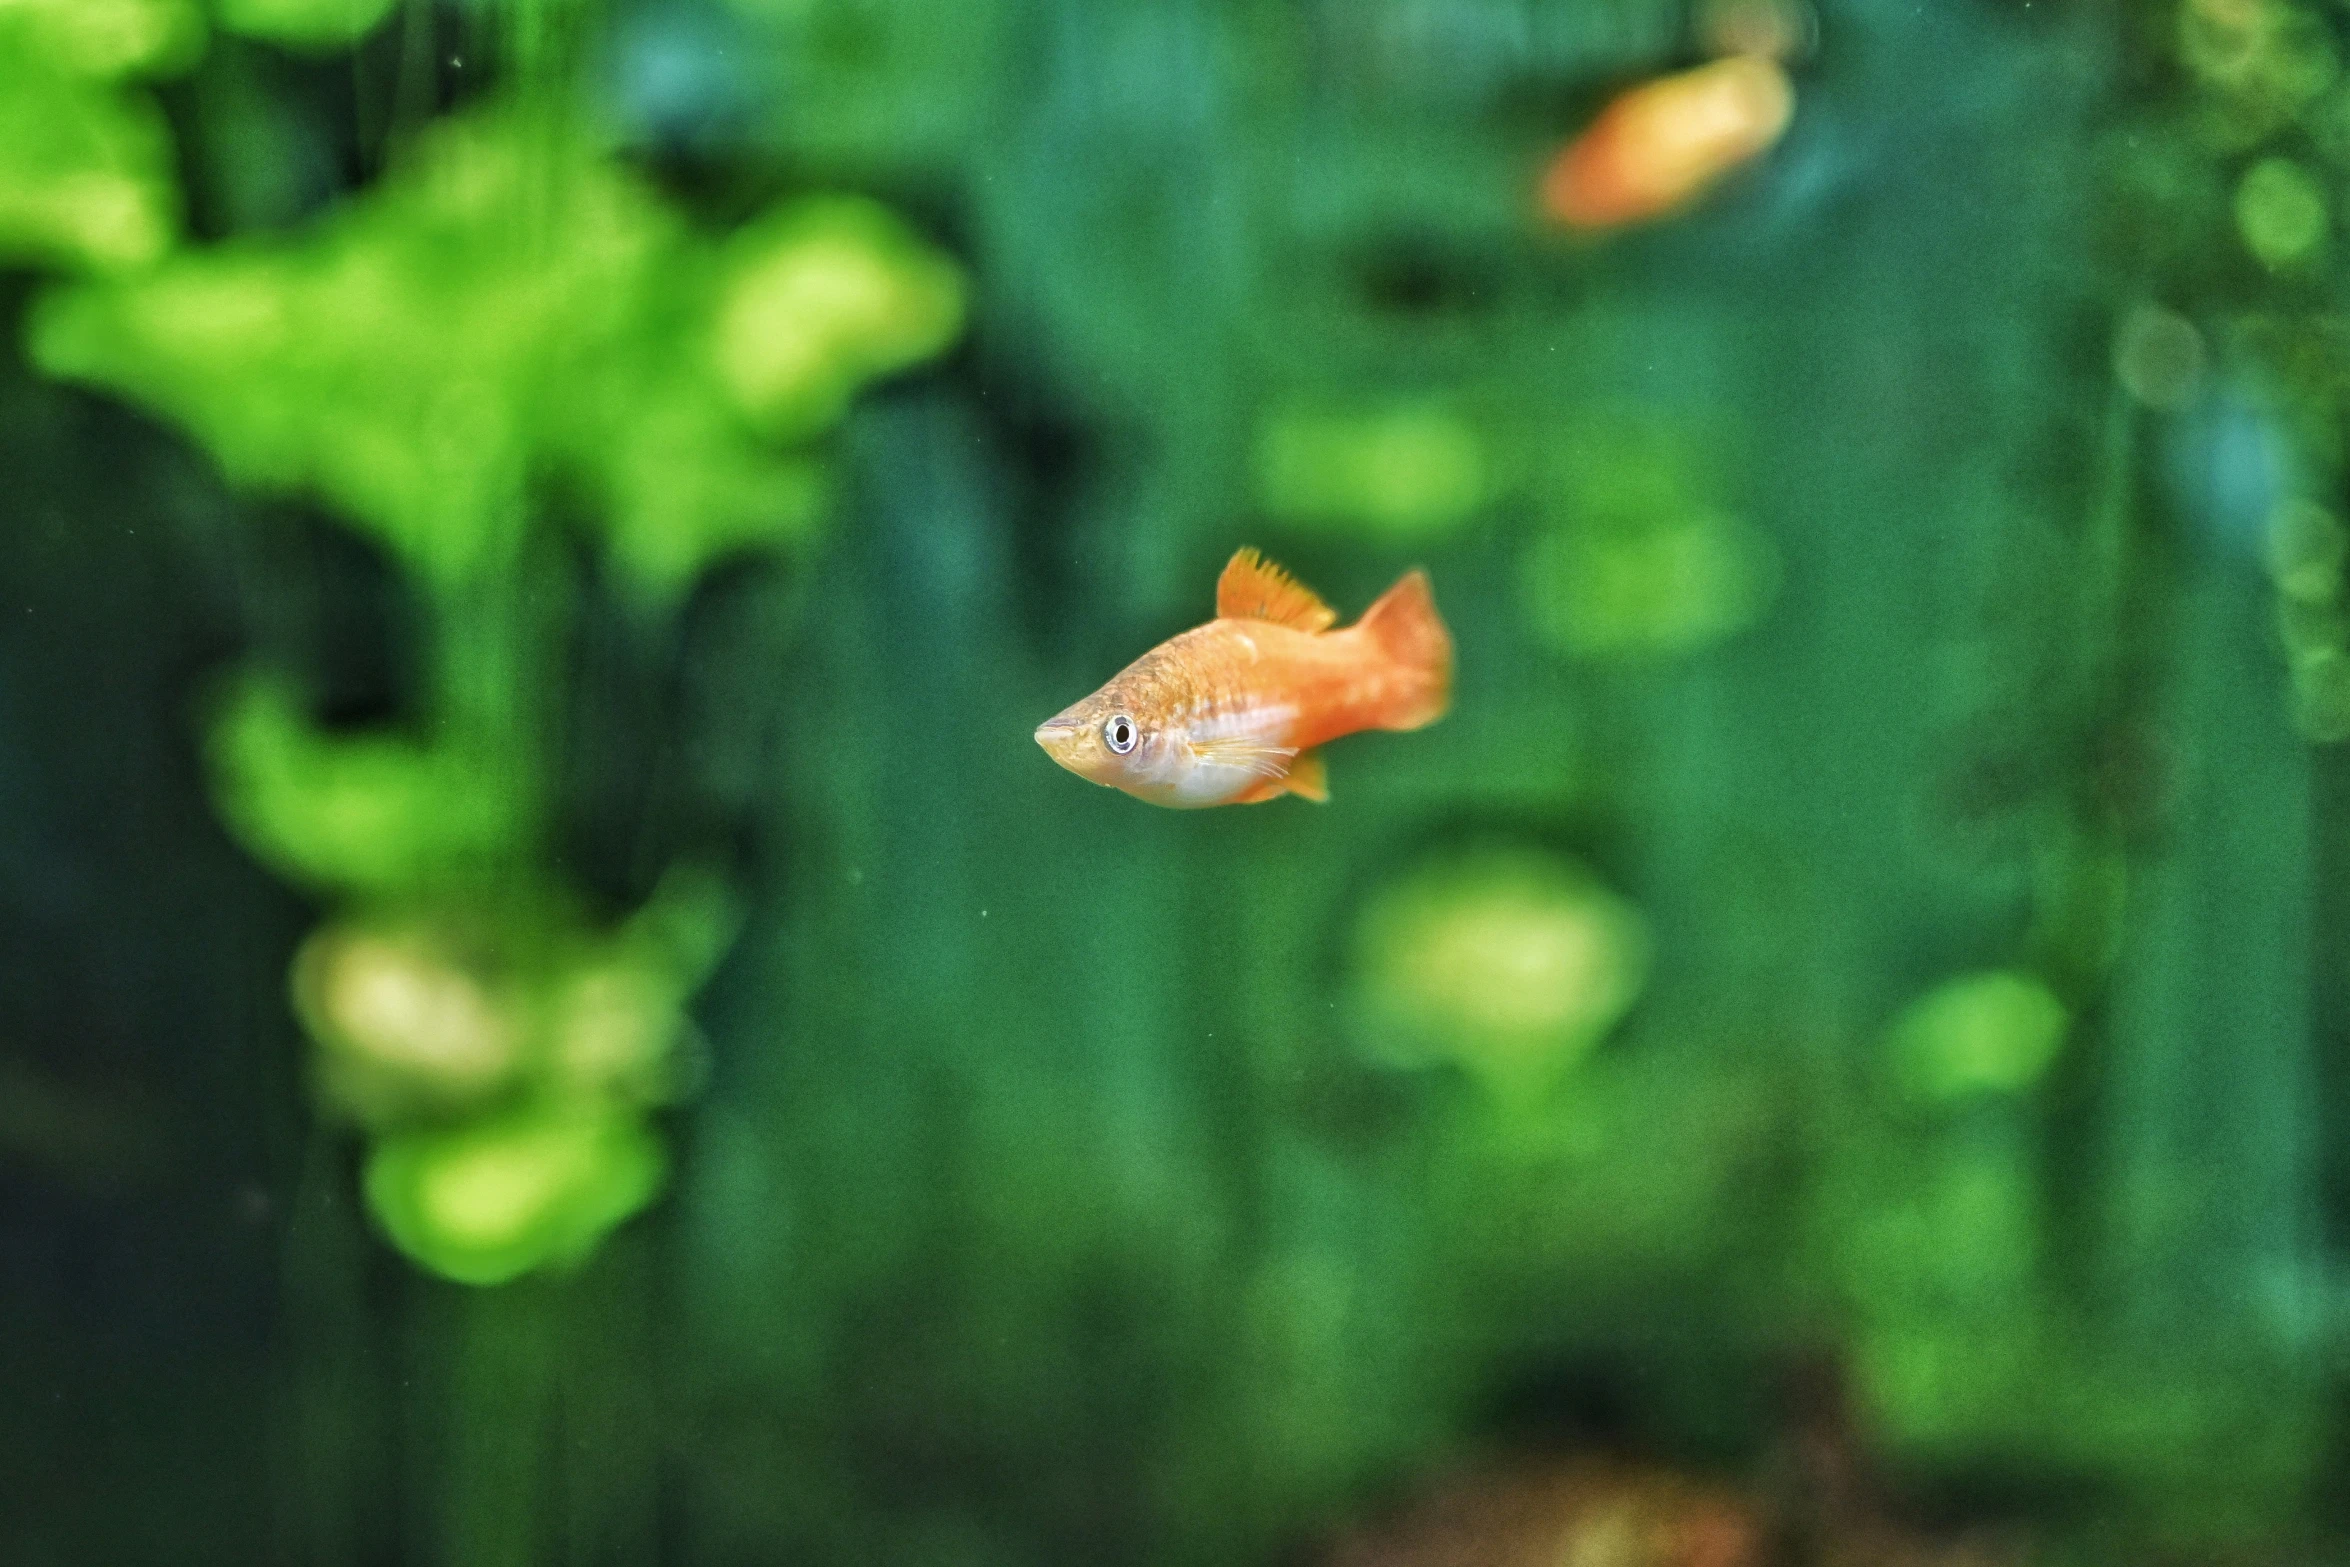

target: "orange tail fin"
[1355,569,1452,731]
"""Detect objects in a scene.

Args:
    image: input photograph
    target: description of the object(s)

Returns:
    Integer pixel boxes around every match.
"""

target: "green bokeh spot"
[1525,412,1778,659]
[365,1106,668,1286]
[2237,157,2326,269]
[1523,510,1779,658]
[1352,847,1649,1104]
[1889,970,2069,1103]
[1254,404,1487,539]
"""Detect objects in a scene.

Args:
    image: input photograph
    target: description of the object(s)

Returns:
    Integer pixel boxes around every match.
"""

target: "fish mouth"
[1035,716,1105,783]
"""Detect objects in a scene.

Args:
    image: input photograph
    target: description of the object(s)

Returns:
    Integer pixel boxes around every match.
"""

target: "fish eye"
[1104,714,1138,754]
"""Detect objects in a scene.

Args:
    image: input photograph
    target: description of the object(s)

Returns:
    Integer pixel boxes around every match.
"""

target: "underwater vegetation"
[28,93,965,1283]
[3,0,2350,1564]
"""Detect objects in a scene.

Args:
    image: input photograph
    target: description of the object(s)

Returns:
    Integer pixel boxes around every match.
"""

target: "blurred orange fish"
[1035,549,1452,808]
[1541,54,1794,230]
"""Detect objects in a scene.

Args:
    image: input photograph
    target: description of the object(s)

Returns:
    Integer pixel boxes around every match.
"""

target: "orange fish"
[1540,54,1794,230]
[1034,549,1452,808]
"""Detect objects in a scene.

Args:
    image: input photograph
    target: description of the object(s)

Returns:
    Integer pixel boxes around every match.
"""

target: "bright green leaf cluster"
[25,104,960,1287]
[291,878,732,1126]
[580,368,834,598]
[31,107,966,596]
[33,111,676,584]
[292,873,735,1283]
[7,0,202,78]
[0,0,199,273]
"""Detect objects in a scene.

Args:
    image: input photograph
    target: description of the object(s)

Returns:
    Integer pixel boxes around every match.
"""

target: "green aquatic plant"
[207,673,535,895]
[27,101,964,1282]
[711,195,966,441]
[33,108,964,598]
[2111,0,2350,744]
[0,0,199,272]
[212,0,399,50]
[290,871,731,1124]
[366,1105,670,1287]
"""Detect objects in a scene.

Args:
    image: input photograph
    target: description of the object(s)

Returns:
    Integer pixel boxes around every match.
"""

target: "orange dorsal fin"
[1217,548,1337,632]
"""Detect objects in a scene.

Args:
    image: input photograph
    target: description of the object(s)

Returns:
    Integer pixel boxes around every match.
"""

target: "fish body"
[1034,550,1452,808]
[1540,54,1794,230]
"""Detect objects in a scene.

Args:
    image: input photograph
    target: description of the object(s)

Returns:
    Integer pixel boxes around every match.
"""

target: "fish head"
[1034,687,1177,799]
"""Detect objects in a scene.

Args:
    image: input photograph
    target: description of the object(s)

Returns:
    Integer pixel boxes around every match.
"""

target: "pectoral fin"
[1285,748,1328,801]
[1190,735,1298,780]
[1227,747,1328,805]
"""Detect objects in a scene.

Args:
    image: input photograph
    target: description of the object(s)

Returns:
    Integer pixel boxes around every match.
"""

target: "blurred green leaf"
[552,358,833,599]
[706,194,967,441]
[7,0,202,79]
[31,111,673,582]
[364,1104,667,1286]
[292,893,714,1127]
[1523,509,1780,659]
[30,108,964,595]
[206,674,534,895]
[0,0,200,274]
[212,0,396,51]
[292,915,532,1124]
[623,862,746,990]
